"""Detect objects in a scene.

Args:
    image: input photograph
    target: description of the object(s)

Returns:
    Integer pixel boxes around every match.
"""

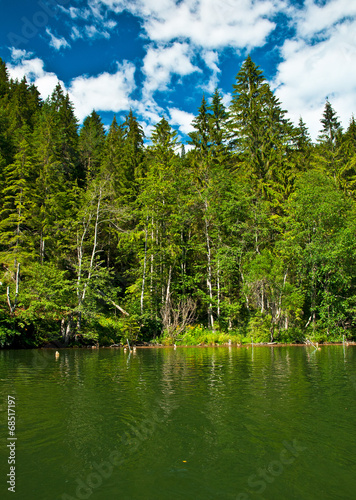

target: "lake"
[1,345,356,500]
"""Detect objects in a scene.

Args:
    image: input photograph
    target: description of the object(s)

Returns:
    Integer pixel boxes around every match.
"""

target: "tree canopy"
[1,56,356,348]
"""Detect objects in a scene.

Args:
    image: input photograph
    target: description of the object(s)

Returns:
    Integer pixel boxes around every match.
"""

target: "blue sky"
[0,0,355,141]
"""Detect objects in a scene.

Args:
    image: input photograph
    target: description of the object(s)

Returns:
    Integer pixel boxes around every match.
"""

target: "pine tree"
[229,56,293,197]
[314,100,343,182]
[122,109,145,188]
[79,110,106,183]
[57,92,79,180]
[338,116,356,195]
[208,88,230,164]
[0,126,37,316]
[101,116,126,196]
[318,100,342,148]
[229,56,271,176]
[188,95,211,159]
[0,58,10,99]
[31,88,79,264]
[9,77,42,135]
[188,96,218,329]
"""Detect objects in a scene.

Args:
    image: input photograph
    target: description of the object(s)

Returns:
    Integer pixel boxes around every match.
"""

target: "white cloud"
[10,48,33,61]
[6,55,136,123]
[58,0,284,130]
[46,28,71,51]
[221,92,232,109]
[66,0,280,49]
[86,24,110,38]
[168,107,195,135]
[134,98,163,127]
[61,1,117,41]
[130,0,279,49]
[293,0,356,39]
[7,57,63,98]
[142,42,201,96]
[200,50,220,93]
[273,4,356,139]
[8,0,356,144]
[67,6,92,19]
[70,27,82,41]
[70,24,112,40]
[68,61,136,121]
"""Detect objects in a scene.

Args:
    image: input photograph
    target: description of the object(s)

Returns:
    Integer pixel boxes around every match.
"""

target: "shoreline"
[2,341,354,350]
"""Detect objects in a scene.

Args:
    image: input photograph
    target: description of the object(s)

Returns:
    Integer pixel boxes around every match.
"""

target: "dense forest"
[1,55,356,348]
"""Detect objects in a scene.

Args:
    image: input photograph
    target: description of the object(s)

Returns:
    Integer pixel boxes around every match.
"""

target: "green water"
[1,346,356,500]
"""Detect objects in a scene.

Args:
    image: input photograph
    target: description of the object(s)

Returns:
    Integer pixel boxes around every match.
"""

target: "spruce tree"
[208,88,230,164]
[318,100,342,148]
[79,110,106,183]
[122,109,145,188]
[0,58,10,100]
[101,116,126,196]
[229,56,293,195]
[314,100,343,182]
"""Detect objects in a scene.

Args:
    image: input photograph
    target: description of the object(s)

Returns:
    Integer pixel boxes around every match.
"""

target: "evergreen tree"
[314,100,343,182]
[0,58,10,100]
[229,56,294,205]
[208,88,230,164]
[31,88,79,264]
[122,109,145,188]
[0,126,36,264]
[189,95,211,158]
[79,110,106,183]
[318,99,342,148]
[338,116,356,195]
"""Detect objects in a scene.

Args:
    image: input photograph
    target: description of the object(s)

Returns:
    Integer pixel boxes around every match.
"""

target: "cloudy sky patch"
[1,0,355,140]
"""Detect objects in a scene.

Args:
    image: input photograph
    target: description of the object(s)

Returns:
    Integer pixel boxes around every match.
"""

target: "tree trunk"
[6,263,20,315]
[141,218,148,315]
[61,314,73,346]
[204,203,214,330]
[76,187,102,333]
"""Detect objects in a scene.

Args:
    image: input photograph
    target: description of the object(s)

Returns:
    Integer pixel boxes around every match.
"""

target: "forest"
[1,55,356,348]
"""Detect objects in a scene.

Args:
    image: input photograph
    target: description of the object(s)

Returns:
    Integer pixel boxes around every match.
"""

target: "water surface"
[1,345,356,499]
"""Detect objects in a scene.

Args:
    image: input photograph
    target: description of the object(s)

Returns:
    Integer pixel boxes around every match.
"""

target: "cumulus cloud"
[200,50,220,93]
[140,0,278,49]
[6,54,136,123]
[142,42,201,96]
[273,3,356,139]
[64,0,280,49]
[168,107,195,135]
[292,0,356,39]
[7,56,63,98]
[68,61,136,121]
[7,0,356,143]
[46,28,71,51]
[10,48,33,61]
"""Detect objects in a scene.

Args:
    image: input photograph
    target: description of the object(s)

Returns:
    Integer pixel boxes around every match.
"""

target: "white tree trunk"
[204,202,214,329]
[141,218,148,315]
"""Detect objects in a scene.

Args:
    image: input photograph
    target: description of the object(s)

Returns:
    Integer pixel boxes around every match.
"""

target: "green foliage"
[82,315,141,346]
[160,324,244,346]
[1,56,356,348]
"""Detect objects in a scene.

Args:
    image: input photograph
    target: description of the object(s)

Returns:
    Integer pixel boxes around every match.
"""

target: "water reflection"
[0,346,356,500]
